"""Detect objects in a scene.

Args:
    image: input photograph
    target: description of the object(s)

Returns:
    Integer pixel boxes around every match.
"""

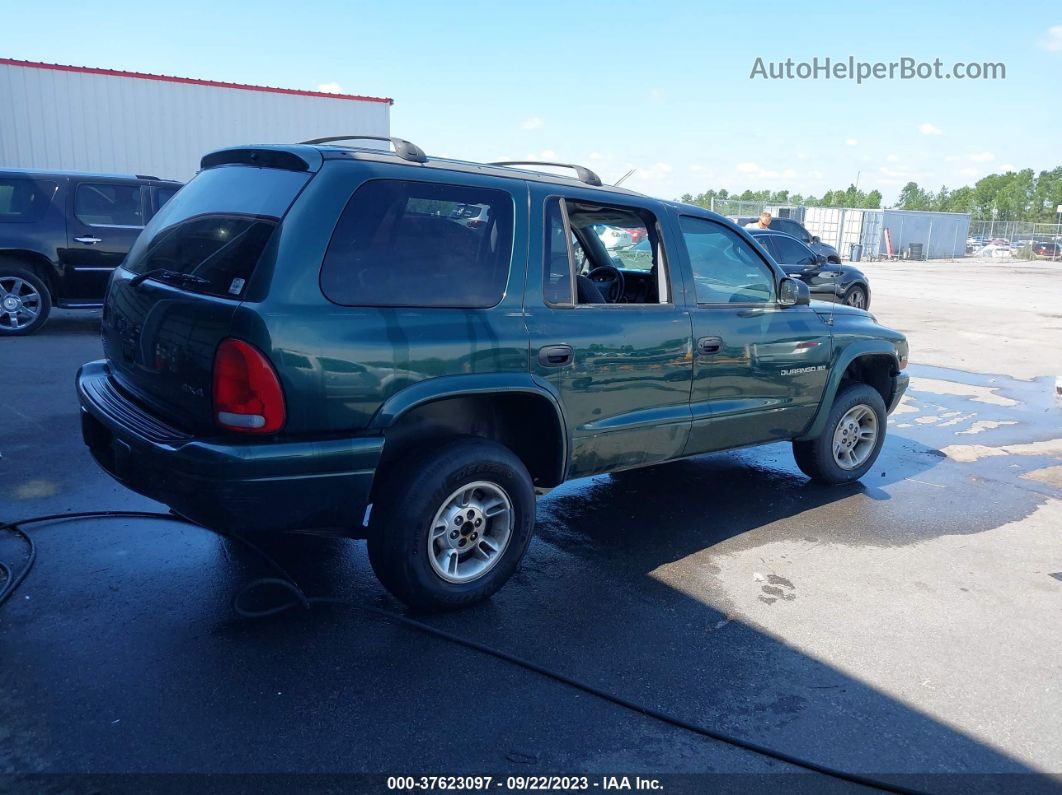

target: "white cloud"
[845,138,858,146]
[521,116,544,130]
[588,151,603,160]
[998,163,1017,172]
[886,153,900,162]
[1038,25,1062,51]
[736,162,760,174]
[919,122,944,136]
[968,151,995,162]
[959,167,979,177]
[316,82,343,94]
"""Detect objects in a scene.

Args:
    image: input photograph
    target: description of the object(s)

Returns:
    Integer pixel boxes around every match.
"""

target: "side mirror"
[779,277,810,307]
[811,235,821,244]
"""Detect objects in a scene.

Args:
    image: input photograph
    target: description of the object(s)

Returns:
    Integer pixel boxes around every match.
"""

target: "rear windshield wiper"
[129,269,212,291]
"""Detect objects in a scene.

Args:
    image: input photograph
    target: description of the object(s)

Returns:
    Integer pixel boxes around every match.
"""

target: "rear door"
[62,180,147,302]
[523,188,693,478]
[677,216,831,453]
[102,163,312,431]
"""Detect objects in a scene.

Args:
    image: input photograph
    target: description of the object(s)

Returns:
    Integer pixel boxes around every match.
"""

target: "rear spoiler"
[200,146,322,173]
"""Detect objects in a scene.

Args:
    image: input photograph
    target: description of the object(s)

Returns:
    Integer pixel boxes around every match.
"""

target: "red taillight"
[212,338,285,433]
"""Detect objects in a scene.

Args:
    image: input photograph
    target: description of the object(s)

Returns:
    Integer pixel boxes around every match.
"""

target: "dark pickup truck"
[77,138,909,610]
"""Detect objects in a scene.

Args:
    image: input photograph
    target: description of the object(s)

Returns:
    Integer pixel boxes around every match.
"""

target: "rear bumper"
[887,372,910,414]
[76,360,382,535]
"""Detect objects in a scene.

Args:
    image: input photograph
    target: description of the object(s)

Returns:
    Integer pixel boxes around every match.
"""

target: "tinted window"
[124,166,310,299]
[770,234,817,265]
[75,183,144,226]
[772,218,809,242]
[321,180,514,308]
[156,187,179,209]
[544,199,574,304]
[0,177,57,223]
[680,217,775,304]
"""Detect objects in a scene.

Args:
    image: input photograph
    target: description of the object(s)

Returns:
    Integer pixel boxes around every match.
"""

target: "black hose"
[1,511,922,793]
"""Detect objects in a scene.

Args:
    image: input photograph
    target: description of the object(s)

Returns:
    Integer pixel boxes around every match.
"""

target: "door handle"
[697,336,723,355]
[538,344,574,367]
[74,236,102,245]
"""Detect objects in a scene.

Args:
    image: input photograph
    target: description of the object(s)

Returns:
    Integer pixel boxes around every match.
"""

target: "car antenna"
[614,168,636,187]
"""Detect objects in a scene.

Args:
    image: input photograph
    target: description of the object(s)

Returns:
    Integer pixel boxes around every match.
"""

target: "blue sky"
[2,0,1059,202]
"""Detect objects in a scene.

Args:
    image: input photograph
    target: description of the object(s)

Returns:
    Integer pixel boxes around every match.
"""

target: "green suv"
[77,138,909,610]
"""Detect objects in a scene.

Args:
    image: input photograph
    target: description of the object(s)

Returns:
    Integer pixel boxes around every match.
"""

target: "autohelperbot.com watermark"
[750,56,1006,83]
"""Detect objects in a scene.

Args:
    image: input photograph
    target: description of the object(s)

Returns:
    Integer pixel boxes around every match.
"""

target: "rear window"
[320,180,514,308]
[0,177,57,223]
[123,166,310,299]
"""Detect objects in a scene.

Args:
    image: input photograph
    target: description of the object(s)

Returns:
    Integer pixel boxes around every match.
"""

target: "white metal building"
[796,206,971,260]
[0,58,392,181]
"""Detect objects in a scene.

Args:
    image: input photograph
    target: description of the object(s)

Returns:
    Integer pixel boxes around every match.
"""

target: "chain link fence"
[694,199,1062,260]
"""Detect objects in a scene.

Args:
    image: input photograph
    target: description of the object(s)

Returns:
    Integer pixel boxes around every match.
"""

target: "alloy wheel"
[427,480,514,583]
[0,275,43,331]
[832,404,878,470]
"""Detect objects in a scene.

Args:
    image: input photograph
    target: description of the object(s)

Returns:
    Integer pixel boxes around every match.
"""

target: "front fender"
[796,340,900,441]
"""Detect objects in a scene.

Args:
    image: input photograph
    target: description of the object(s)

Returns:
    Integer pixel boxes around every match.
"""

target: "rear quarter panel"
[231,161,532,435]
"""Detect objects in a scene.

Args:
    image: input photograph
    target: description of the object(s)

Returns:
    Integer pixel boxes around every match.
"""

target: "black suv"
[0,168,181,335]
[78,138,908,611]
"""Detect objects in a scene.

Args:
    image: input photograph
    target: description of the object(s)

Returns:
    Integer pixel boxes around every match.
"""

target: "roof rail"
[298,135,427,163]
[489,161,602,187]
[135,174,160,180]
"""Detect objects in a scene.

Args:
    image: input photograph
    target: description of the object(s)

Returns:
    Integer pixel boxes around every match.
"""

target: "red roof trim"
[0,57,393,105]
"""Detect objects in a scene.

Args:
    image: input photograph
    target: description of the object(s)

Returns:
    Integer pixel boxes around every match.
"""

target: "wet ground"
[2,260,1061,787]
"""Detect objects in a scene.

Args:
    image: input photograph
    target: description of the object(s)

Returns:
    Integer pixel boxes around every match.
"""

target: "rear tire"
[0,265,51,336]
[793,383,886,484]
[368,437,535,611]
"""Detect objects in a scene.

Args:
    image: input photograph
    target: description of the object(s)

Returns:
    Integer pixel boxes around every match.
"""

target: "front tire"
[368,437,535,611]
[842,284,868,309]
[0,266,51,336]
[793,383,886,484]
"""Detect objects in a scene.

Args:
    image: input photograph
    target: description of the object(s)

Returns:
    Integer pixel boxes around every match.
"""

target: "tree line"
[679,166,1062,222]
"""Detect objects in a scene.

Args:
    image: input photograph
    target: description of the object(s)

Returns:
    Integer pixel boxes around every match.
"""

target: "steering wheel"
[587,265,625,303]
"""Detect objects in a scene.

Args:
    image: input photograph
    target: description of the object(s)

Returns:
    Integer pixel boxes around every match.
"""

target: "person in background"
[746,211,772,230]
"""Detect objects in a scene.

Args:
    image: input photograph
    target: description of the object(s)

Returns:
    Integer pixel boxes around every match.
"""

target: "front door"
[61,180,146,302]
[524,192,693,479]
[677,216,831,453]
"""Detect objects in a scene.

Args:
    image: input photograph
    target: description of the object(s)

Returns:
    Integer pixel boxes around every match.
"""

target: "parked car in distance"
[1032,241,1061,258]
[0,168,181,335]
[596,224,633,249]
[749,229,871,309]
[77,139,909,611]
[734,215,841,263]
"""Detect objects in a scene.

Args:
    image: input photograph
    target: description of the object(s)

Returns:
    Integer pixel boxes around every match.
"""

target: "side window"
[0,177,57,223]
[771,235,817,266]
[75,183,144,227]
[156,187,179,211]
[320,179,514,308]
[776,219,809,243]
[679,217,776,305]
[544,199,574,304]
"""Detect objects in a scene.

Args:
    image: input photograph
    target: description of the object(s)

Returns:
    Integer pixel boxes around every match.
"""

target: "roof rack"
[298,135,427,163]
[489,161,602,187]
[134,174,160,180]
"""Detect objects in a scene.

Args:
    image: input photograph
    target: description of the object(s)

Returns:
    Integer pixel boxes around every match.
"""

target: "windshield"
[123,166,310,298]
